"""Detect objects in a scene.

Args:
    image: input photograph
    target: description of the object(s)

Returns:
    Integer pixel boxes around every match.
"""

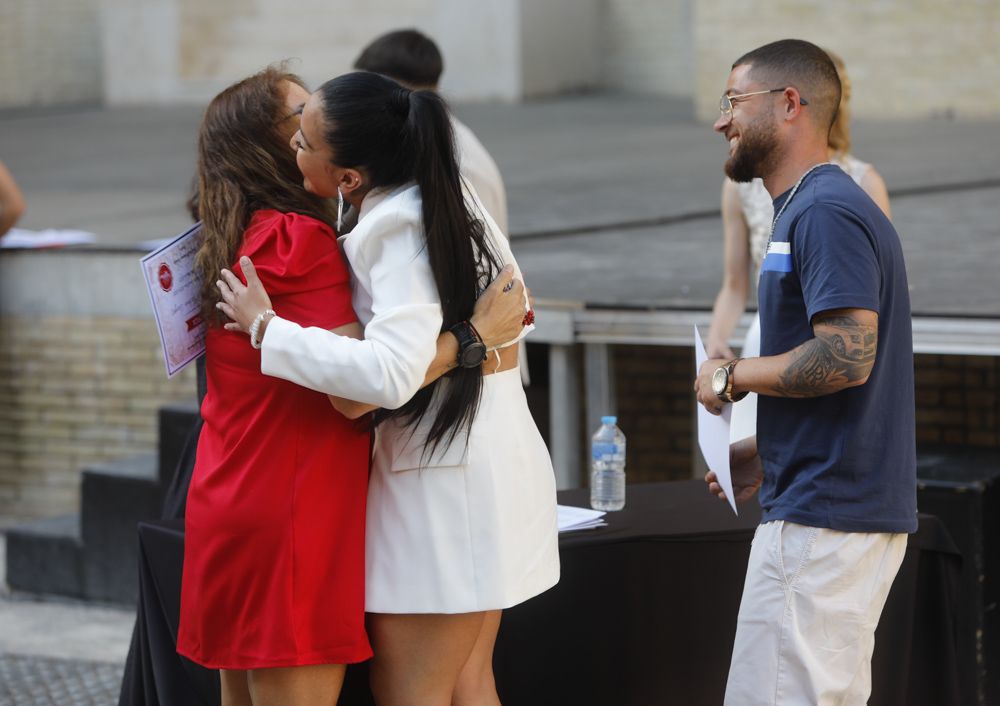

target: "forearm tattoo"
[775,313,877,397]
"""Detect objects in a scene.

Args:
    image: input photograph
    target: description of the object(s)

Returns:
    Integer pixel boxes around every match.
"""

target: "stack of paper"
[557,505,607,533]
[0,228,96,248]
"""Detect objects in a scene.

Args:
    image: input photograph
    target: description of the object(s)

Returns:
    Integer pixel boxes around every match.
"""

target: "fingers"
[216,279,235,306]
[699,401,723,415]
[216,301,237,322]
[239,256,261,287]
[219,267,245,291]
[489,264,515,293]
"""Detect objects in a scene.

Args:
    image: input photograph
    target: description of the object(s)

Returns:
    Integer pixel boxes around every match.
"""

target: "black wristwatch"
[449,321,487,369]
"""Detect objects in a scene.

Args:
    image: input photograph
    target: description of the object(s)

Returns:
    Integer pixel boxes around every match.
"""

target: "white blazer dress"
[260,183,560,613]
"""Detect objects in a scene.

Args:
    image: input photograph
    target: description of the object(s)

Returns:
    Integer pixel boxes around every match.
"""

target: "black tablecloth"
[120,481,962,706]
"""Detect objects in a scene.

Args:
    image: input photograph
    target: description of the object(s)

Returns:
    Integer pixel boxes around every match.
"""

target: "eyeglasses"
[273,105,304,126]
[719,88,808,120]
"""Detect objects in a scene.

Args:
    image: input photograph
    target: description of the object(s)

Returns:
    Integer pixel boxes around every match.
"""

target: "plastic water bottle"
[590,415,626,511]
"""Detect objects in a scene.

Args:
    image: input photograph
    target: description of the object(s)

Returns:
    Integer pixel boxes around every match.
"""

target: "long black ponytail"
[317,71,502,452]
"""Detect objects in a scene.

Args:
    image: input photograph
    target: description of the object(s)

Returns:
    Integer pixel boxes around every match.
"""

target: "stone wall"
[0,250,196,524]
[4,0,997,117]
[0,316,195,523]
[0,0,102,108]
[600,0,694,101]
[693,0,1000,120]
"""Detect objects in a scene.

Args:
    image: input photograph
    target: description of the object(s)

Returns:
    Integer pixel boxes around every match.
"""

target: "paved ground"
[0,536,134,705]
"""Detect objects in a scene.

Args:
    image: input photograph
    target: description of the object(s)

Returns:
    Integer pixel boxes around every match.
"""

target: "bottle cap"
[601,415,617,425]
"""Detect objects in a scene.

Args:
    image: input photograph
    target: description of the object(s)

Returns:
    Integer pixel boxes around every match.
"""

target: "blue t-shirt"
[756,164,917,533]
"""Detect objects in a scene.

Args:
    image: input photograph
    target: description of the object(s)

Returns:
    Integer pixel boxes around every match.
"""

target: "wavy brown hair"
[193,65,335,324]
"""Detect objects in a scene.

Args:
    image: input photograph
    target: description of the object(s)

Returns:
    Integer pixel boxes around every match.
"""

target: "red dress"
[177,210,372,669]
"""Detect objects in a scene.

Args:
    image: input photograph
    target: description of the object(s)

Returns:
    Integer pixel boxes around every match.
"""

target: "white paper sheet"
[0,228,97,248]
[557,505,607,533]
[694,326,738,515]
[140,223,206,377]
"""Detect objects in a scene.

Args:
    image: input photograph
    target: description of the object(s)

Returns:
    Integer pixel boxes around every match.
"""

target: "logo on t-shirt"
[761,241,793,273]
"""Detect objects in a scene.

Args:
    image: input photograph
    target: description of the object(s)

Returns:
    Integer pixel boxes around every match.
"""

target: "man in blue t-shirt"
[694,39,916,705]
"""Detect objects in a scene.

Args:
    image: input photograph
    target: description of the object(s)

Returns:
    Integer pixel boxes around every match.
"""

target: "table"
[119,481,962,706]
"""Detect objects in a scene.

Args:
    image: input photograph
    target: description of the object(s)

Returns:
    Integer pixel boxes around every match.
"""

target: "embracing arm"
[219,252,528,416]
[327,267,527,419]
[696,307,877,413]
[705,179,752,359]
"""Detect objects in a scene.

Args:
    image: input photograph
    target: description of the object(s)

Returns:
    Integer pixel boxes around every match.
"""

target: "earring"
[336,188,344,232]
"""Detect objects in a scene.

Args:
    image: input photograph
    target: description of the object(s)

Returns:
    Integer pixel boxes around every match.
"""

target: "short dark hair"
[353,29,444,88]
[733,39,841,131]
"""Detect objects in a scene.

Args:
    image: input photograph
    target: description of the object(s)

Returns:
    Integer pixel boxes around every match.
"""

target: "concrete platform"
[1,93,998,317]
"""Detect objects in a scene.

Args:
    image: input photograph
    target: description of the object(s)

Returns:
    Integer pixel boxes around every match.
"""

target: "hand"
[470,265,527,349]
[694,357,728,415]
[706,340,735,360]
[705,436,763,504]
[216,256,273,335]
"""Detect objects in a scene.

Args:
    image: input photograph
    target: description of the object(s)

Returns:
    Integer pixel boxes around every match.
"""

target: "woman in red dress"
[176,66,372,705]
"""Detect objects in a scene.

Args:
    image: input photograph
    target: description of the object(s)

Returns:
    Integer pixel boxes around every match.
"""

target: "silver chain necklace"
[762,162,830,265]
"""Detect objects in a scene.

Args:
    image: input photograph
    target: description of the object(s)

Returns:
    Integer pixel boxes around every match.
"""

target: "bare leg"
[248,663,346,706]
[220,669,252,706]
[452,610,502,706]
[368,612,486,706]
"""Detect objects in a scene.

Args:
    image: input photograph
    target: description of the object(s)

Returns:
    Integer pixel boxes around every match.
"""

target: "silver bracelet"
[249,309,276,349]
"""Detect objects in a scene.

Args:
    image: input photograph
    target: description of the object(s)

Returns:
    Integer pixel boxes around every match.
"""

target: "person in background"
[705,49,891,441]
[0,160,26,237]
[696,39,915,705]
[353,28,509,237]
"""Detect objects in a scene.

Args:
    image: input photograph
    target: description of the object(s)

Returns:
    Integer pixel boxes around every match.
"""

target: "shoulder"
[245,209,335,247]
[241,209,341,273]
[346,185,424,267]
[451,118,491,163]
[358,184,422,227]
[833,153,872,184]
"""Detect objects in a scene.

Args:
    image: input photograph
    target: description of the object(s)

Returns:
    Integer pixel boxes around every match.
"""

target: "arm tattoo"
[775,312,877,397]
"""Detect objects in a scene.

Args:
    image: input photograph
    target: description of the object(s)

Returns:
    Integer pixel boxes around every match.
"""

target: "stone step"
[158,401,200,487]
[80,453,161,603]
[6,403,202,603]
[5,514,84,598]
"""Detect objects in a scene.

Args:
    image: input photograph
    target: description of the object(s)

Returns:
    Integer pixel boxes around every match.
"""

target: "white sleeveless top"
[736,154,872,276]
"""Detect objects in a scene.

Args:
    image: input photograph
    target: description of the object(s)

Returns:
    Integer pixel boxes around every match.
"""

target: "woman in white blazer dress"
[217,72,559,706]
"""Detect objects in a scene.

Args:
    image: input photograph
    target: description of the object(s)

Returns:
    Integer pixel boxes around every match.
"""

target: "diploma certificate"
[140,223,206,377]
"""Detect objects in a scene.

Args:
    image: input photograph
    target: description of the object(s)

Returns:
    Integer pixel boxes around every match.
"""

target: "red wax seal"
[158,263,173,292]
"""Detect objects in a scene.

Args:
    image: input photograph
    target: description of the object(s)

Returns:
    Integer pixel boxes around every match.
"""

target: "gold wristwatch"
[712,358,749,403]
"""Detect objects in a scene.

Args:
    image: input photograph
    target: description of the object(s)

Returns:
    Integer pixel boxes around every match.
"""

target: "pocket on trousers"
[777,521,819,587]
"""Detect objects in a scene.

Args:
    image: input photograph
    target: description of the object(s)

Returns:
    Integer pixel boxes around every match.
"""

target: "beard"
[724,116,781,183]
